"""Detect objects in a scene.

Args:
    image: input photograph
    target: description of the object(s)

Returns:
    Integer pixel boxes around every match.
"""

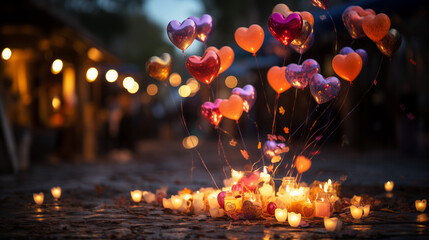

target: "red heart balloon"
[186,50,220,85]
[295,155,311,173]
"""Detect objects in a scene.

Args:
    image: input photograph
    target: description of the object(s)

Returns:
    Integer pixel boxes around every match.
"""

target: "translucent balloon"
[234,24,264,55]
[186,50,220,85]
[218,95,244,121]
[145,53,172,81]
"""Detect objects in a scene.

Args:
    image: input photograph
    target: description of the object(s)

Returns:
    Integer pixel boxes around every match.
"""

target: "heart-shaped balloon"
[237,171,260,192]
[339,47,368,66]
[201,99,223,126]
[272,3,291,17]
[290,20,312,46]
[332,52,362,82]
[309,73,341,104]
[309,0,329,10]
[187,14,213,42]
[219,95,244,121]
[186,50,220,85]
[206,46,234,74]
[232,84,256,113]
[342,6,375,39]
[263,140,287,159]
[267,66,291,94]
[299,11,314,26]
[167,19,196,52]
[217,191,226,209]
[295,155,311,173]
[234,24,265,55]
[268,12,302,46]
[267,202,277,215]
[362,13,391,42]
[290,32,314,54]
[376,28,401,57]
[285,59,320,89]
[145,53,172,81]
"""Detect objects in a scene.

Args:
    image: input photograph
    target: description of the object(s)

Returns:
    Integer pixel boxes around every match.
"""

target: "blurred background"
[0,0,428,174]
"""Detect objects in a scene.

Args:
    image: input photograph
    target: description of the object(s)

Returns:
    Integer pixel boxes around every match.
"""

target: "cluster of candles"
[33,187,62,205]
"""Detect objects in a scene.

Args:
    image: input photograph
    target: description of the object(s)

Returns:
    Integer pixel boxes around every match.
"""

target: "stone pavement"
[0,141,428,239]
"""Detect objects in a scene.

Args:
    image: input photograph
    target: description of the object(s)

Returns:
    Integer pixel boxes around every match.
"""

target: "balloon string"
[217,130,228,178]
[291,105,319,137]
[287,88,298,144]
[253,55,271,114]
[272,94,280,135]
[350,39,355,47]
[298,54,303,65]
[326,10,338,53]
[236,120,252,165]
[246,113,265,166]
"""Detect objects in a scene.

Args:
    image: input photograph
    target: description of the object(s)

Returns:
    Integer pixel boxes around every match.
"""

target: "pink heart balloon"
[201,99,223,126]
[237,171,260,192]
[167,19,196,52]
[231,84,256,113]
[285,59,320,89]
[309,73,341,104]
[263,140,287,159]
[268,12,302,46]
[187,14,213,42]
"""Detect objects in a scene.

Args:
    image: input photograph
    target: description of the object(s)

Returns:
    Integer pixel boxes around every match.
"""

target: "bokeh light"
[186,78,200,95]
[169,72,182,87]
[87,48,103,62]
[2,48,12,60]
[51,59,63,74]
[86,67,98,82]
[182,135,199,149]
[225,75,238,88]
[178,85,191,98]
[147,84,158,96]
[105,69,118,83]
[52,97,61,110]
[128,82,139,94]
[123,77,135,90]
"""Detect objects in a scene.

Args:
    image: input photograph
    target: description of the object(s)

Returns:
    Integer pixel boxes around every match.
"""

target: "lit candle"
[259,184,274,198]
[324,217,338,232]
[171,195,183,210]
[209,207,225,218]
[224,192,242,212]
[384,181,394,192]
[142,191,156,203]
[51,187,61,200]
[208,193,220,209]
[260,167,271,183]
[130,190,142,203]
[193,199,205,214]
[288,212,301,227]
[350,205,363,219]
[162,198,173,209]
[192,191,204,201]
[33,192,44,205]
[315,198,330,217]
[415,199,427,212]
[275,208,287,222]
[363,204,371,217]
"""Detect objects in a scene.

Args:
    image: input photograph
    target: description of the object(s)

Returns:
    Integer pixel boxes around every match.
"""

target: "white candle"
[209,207,225,218]
[384,181,394,192]
[33,192,44,205]
[193,199,205,214]
[162,198,173,209]
[288,212,301,227]
[324,217,338,232]
[363,204,370,217]
[171,195,183,210]
[259,184,274,198]
[192,191,204,201]
[208,193,220,209]
[260,167,271,183]
[275,208,287,222]
[51,187,61,200]
[130,190,142,203]
[415,199,427,212]
[350,205,363,219]
[142,191,156,203]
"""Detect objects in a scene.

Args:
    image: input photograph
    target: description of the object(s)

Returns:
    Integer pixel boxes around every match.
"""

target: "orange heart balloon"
[376,28,402,57]
[219,95,244,121]
[272,3,291,17]
[298,11,314,26]
[206,46,234,74]
[295,155,311,174]
[362,13,391,42]
[186,50,220,85]
[332,52,362,82]
[145,53,172,81]
[234,24,264,56]
[267,66,292,94]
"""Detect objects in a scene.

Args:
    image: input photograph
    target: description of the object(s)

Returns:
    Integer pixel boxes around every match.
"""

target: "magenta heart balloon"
[188,14,213,42]
[167,19,196,52]
[285,59,320,89]
[290,32,314,54]
[263,140,286,159]
[237,171,260,192]
[217,191,226,209]
[309,73,341,104]
[201,99,223,126]
[268,12,302,46]
[231,84,256,113]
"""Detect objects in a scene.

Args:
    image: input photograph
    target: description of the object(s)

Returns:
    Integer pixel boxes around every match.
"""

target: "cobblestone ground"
[1,141,428,239]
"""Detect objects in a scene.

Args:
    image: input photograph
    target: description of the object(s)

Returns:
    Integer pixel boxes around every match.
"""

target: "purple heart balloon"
[309,73,341,104]
[188,14,213,42]
[201,99,223,126]
[231,84,256,113]
[339,46,354,55]
[285,59,320,89]
[263,140,286,159]
[339,47,368,66]
[167,19,196,52]
[290,32,314,54]
[268,12,302,46]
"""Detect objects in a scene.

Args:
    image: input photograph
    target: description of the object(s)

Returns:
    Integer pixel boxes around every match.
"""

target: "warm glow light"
[384,181,394,192]
[324,217,338,232]
[275,208,287,222]
[363,204,371,217]
[350,205,363,219]
[128,82,139,94]
[171,195,183,209]
[231,169,244,183]
[130,190,142,203]
[33,192,44,205]
[182,135,199,149]
[87,48,103,62]
[52,97,61,111]
[146,84,158,96]
[169,73,182,87]
[225,76,238,89]
[288,212,301,227]
[2,48,12,60]
[123,77,135,90]
[186,78,200,94]
[416,199,427,213]
[178,85,191,98]
[51,59,63,74]
[142,191,156,203]
[163,198,173,209]
[105,69,118,83]
[86,67,98,82]
[51,187,62,200]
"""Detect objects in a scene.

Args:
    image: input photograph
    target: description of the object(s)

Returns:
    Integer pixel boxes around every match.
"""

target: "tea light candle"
[51,187,61,200]
[350,205,363,219]
[130,190,142,203]
[224,193,242,212]
[209,207,225,218]
[171,195,183,210]
[275,208,287,222]
[415,199,427,212]
[259,184,274,198]
[288,212,301,227]
[192,191,204,201]
[363,204,370,217]
[384,181,394,192]
[208,193,220,209]
[315,199,330,217]
[142,191,156,203]
[33,192,44,205]
[260,167,271,183]
[162,198,173,209]
[324,217,338,232]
